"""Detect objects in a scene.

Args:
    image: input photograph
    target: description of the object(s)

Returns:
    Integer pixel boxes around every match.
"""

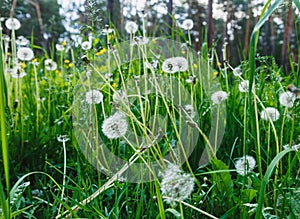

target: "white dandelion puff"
[183,104,196,119]
[5,18,21,30]
[81,41,92,50]
[160,164,195,205]
[17,47,34,61]
[102,111,128,139]
[233,65,242,76]
[16,36,29,46]
[44,59,57,71]
[182,19,194,30]
[125,21,138,34]
[261,107,280,122]
[279,91,296,108]
[238,80,249,93]
[211,91,228,104]
[85,89,103,104]
[112,90,127,104]
[162,57,188,73]
[235,155,256,176]
[56,44,65,51]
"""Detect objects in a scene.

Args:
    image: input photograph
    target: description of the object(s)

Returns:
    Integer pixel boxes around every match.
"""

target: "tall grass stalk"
[0,37,10,204]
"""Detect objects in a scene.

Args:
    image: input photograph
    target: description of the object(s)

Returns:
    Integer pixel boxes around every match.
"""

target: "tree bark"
[107,0,114,24]
[244,0,252,57]
[281,1,294,72]
[207,0,213,48]
[167,0,173,36]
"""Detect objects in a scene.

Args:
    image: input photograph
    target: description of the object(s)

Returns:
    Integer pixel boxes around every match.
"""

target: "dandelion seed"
[57,135,70,143]
[102,28,114,35]
[11,70,26,78]
[44,59,57,71]
[105,73,114,82]
[102,111,128,139]
[132,36,149,45]
[81,41,92,50]
[238,80,249,93]
[5,18,21,30]
[85,89,103,104]
[182,19,194,30]
[211,91,228,104]
[17,47,34,61]
[160,163,194,205]
[183,104,196,119]
[56,44,65,51]
[16,36,29,46]
[162,57,188,73]
[235,155,256,176]
[233,65,242,76]
[186,75,197,84]
[261,107,280,122]
[112,90,127,104]
[279,91,296,108]
[125,21,138,34]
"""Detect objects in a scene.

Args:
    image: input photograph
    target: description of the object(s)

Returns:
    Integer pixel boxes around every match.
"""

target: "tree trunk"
[107,0,114,24]
[281,1,294,72]
[207,0,213,48]
[167,0,173,36]
[244,0,252,57]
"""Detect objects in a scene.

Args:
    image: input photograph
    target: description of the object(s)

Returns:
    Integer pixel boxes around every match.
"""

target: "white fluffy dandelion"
[16,36,29,46]
[44,59,57,71]
[85,89,103,104]
[56,44,65,51]
[162,57,188,73]
[102,111,128,139]
[238,80,249,93]
[279,91,296,108]
[235,155,256,176]
[233,65,242,76]
[81,41,92,51]
[261,107,280,122]
[125,21,138,34]
[211,91,228,104]
[5,18,21,30]
[17,47,34,61]
[160,164,195,205]
[182,19,194,30]
[183,104,196,119]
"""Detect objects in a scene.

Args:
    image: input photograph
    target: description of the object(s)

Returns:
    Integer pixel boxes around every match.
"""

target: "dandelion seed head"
[5,18,21,30]
[261,107,280,121]
[16,36,29,46]
[160,164,194,205]
[233,65,242,76]
[44,59,57,71]
[182,19,194,30]
[85,89,103,104]
[102,111,128,139]
[235,155,256,176]
[162,57,188,73]
[56,44,65,51]
[81,41,92,50]
[17,47,34,61]
[125,21,138,34]
[183,104,196,119]
[279,91,296,108]
[238,80,249,93]
[211,91,228,104]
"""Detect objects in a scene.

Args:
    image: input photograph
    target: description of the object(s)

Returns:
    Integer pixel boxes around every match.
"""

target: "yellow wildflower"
[21,62,27,68]
[62,40,67,46]
[68,63,74,68]
[213,71,219,77]
[95,48,107,56]
[64,59,70,64]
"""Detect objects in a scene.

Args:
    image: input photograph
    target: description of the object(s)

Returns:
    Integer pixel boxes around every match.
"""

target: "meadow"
[0,0,300,218]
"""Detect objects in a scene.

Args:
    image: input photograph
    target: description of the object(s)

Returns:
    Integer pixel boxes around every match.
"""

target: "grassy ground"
[0,0,300,218]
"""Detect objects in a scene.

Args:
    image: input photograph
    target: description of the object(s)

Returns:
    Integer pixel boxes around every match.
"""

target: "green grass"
[0,1,300,218]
